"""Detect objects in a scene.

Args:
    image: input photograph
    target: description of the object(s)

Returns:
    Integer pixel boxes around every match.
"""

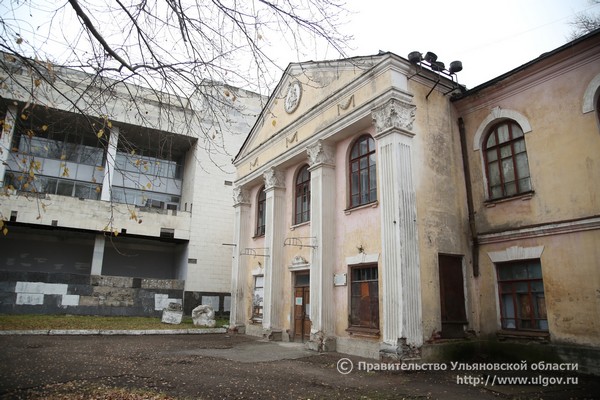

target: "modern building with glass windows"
[229,29,600,373]
[0,56,264,316]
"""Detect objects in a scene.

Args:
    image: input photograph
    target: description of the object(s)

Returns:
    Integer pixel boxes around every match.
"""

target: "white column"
[230,186,251,329]
[372,97,423,356]
[101,125,119,201]
[307,140,336,350]
[262,167,286,331]
[90,235,106,275]
[0,105,17,184]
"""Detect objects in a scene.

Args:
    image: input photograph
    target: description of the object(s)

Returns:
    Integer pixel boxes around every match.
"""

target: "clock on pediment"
[284,81,302,114]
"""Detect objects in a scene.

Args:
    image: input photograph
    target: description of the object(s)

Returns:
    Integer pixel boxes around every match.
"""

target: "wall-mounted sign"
[295,297,303,305]
[333,273,347,286]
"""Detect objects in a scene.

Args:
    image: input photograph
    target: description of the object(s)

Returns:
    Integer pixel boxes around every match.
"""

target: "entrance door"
[438,254,467,338]
[293,272,310,342]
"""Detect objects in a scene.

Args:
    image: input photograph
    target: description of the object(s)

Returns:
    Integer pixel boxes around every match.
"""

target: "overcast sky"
[303,0,599,89]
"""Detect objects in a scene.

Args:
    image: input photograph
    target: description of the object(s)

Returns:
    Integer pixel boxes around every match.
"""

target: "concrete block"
[42,283,68,295]
[161,309,183,324]
[61,294,80,306]
[15,281,44,293]
[91,275,133,288]
[16,293,44,305]
[79,296,100,307]
[154,294,182,311]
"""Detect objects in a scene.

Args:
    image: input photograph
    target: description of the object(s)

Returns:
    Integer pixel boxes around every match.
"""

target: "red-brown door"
[293,272,310,342]
[438,255,468,338]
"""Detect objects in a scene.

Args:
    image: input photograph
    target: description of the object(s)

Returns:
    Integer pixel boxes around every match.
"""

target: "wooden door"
[438,255,467,338]
[293,272,310,342]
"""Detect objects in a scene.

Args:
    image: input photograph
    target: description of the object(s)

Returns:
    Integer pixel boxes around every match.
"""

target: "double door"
[293,272,310,342]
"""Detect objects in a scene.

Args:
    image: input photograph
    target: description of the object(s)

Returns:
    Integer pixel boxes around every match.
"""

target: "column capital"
[371,98,416,139]
[307,140,335,169]
[232,186,251,206]
[263,167,285,190]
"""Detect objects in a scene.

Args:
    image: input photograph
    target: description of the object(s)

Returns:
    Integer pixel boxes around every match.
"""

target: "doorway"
[293,272,311,342]
[438,254,468,338]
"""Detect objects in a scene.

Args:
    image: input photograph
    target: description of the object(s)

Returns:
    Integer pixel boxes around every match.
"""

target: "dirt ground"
[0,333,598,399]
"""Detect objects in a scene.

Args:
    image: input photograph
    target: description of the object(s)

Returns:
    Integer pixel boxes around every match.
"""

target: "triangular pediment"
[234,55,384,163]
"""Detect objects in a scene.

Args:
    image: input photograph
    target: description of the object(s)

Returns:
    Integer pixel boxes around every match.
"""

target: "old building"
[0,55,263,316]
[229,29,600,372]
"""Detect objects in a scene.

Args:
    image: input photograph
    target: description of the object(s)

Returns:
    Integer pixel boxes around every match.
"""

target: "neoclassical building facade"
[230,28,600,370]
[229,54,471,359]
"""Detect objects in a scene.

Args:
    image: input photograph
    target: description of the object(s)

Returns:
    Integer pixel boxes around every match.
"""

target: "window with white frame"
[483,121,532,200]
[252,275,264,321]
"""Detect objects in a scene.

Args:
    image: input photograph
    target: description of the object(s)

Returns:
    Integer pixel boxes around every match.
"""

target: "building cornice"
[478,215,600,244]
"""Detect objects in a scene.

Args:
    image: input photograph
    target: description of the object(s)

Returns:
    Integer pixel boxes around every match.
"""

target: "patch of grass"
[0,314,230,331]
[7,380,182,400]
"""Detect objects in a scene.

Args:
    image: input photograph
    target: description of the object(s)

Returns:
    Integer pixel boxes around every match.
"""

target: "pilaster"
[372,98,423,359]
[0,105,17,185]
[230,186,251,330]
[101,125,119,201]
[307,140,336,352]
[90,235,106,275]
[262,167,286,332]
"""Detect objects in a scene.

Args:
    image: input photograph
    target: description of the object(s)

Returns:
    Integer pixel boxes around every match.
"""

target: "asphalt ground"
[0,333,598,399]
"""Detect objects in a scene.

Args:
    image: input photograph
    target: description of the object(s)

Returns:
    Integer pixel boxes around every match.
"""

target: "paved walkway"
[0,333,598,399]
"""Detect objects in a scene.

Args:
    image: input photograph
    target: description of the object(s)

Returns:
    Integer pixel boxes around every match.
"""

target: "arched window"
[483,121,532,200]
[294,165,311,224]
[349,135,377,208]
[256,186,266,236]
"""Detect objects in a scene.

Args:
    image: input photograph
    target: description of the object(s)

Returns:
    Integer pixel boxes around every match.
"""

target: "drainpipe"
[458,117,479,277]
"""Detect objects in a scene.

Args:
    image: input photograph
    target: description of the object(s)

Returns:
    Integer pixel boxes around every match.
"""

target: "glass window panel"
[515,153,530,178]
[538,320,548,330]
[500,145,513,159]
[513,264,528,279]
[518,177,532,192]
[369,165,377,190]
[515,282,529,293]
[491,186,503,199]
[488,161,500,186]
[359,139,368,156]
[486,133,496,148]
[503,318,517,329]
[528,262,542,279]
[501,294,515,318]
[531,281,544,293]
[502,159,515,182]
[513,138,526,154]
[500,282,513,293]
[487,149,497,162]
[74,183,91,199]
[350,144,359,159]
[512,124,524,138]
[505,182,517,196]
[497,124,509,144]
[369,154,376,166]
[360,157,368,169]
[351,172,359,196]
[56,180,74,196]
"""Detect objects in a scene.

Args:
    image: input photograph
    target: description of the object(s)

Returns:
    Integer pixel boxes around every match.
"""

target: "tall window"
[349,135,377,208]
[295,165,311,224]
[497,260,547,331]
[252,275,264,321]
[256,186,266,236]
[349,264,379,331]
[484,121,532,200]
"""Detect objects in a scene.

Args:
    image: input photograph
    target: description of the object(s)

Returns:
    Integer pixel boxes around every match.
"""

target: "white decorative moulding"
[284,81,302,114]
[487,245,544,263]
[307,140,335,167]
[263,167,285,189]
[372,98,416,136]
